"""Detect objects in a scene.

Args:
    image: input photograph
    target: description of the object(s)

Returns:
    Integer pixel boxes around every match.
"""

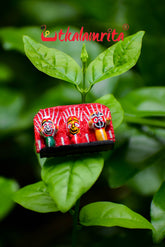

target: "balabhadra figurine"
[34,103,115,157]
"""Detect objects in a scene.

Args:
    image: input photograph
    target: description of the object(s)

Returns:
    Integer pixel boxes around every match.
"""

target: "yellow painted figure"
[88,112,111,141]
[67,116,80,144]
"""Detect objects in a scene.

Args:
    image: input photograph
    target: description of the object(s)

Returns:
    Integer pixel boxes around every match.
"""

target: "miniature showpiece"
[34,103,115,157]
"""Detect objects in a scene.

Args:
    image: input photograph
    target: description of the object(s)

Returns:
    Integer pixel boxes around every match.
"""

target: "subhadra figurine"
[67,116,81,144]
[34,103,115,158]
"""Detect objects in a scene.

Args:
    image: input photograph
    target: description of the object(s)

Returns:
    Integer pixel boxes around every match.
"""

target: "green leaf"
[151,182,165,243]
[23,35,82,85]
[112,70,144,99]
[128,164,164,196]
[120,87,165,118]
[80,201,153,230]
[0,177,18,220]
[41,154,104,213]
[106,156,138,189]
[86,31,145,85]
[106,126,163,188]
[95,94,124,129]
[14,181,58,213]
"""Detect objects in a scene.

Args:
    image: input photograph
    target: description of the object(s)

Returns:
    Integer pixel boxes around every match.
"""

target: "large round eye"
[94,118,97,123]
[68,123,72,129]
[75,122,79,127]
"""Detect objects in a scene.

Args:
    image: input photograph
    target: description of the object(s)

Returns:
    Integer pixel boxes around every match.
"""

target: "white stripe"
[101,129,105,140]
[74,107,76,116]
[96,104,99,112]
[85,134,89,142]
[80,112,83,121]
[74,135,77,144]
[109,130,112,138]
[38,140,41,150]
[104,108,107,117]
[91,104,95,113]
[63,111,68,119]
[86,106,91,115]
[52,108,55,121]
[84,111,90,120]
[36,116,41,126]
[34,120,40,128]
[55,110,59,123]
[37,113,41,122]
[34,125,39,133]
[78,107,80,117]
[69,107,73,116]
[57,116,61,125]
[66,109,70,117]
[38,111,43,120]
[34,119,40,128]
[44,109,47,117]
[61,137,65,145]
[101,104,103,112]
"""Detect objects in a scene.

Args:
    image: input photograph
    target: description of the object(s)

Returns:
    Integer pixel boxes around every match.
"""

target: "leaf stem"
[72,198,80,247]
[80,43,89,103]
[81,60,87,103]
[71,45,88,247]
[81,93,86,103]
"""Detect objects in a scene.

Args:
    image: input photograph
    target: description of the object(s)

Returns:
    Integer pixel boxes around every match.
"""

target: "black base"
[40,140,114,158]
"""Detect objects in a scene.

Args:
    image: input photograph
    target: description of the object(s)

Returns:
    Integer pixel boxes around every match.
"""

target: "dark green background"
[0,0,165,246]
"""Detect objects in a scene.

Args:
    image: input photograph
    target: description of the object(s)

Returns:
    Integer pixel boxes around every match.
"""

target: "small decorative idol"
[34,103,115,157]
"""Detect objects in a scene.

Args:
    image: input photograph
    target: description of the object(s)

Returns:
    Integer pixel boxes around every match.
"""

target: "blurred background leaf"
[0,177,18,221]
[151,182,165,243]
[120,87,165,117]
[95,94,124,130]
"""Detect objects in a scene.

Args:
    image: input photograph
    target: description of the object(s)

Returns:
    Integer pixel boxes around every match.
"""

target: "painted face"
[41,118,55,136]
[90,112,106,129]
[67,116,80,135]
